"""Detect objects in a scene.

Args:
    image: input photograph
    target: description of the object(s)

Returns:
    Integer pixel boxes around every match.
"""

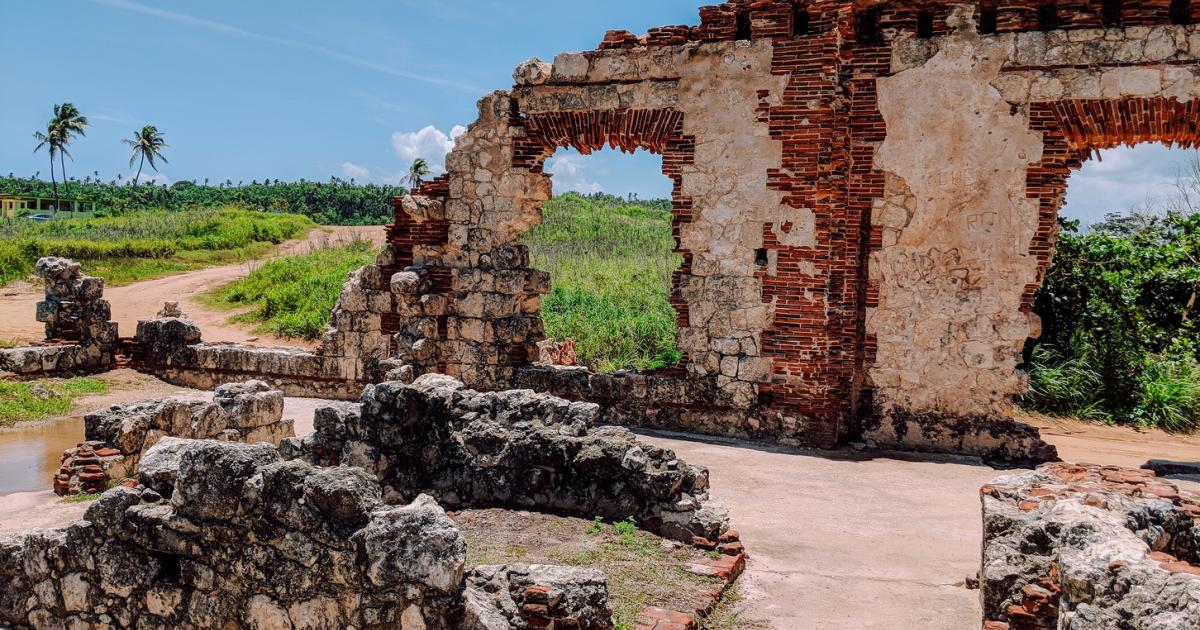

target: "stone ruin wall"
[981,463,1200,628]
[56,380,295,496]
[0,257,118,376]
[348,0,1200,462]
[2,440,616,630]
[2,377,739,629]
[2,1,1198,464]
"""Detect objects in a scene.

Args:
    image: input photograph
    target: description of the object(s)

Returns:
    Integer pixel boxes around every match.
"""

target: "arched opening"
[1022,139,1200,429]
[524,147,681,372]
[519,144,683,374]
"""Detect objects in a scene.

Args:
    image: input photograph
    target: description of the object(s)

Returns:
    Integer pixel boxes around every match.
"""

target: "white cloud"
[545,154,603,194]
[341,161,371,181]
[1062,145,1196,224]
[390,125,467,175]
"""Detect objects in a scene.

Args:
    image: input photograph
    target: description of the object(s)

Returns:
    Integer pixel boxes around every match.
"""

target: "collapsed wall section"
[2,440,618,630]
[284,374,730,544]
[0,257,118,376]
[981,463,1200,628]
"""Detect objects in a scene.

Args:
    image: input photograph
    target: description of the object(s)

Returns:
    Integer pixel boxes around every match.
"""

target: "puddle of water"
[0,396,320,497]
[0,417,83,496]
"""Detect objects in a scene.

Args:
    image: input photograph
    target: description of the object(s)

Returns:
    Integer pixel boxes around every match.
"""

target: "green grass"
[0,377,109,427]
[203,239,381,340]
[0,206,314,287]
[61,492,104,504]
[523,193,682,372]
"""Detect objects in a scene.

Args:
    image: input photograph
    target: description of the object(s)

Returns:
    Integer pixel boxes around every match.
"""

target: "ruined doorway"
[522,147,683,373]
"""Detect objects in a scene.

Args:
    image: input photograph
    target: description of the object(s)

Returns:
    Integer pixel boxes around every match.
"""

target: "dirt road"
[0,225,385,348]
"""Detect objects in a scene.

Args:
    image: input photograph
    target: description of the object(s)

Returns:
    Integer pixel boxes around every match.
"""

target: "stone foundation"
[3,440,616,629]
[285,374,729,544]
[981,463,1200,628]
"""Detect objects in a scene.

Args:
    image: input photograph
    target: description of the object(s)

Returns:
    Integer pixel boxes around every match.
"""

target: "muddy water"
[0,417,83,496]
[0,396,322,497]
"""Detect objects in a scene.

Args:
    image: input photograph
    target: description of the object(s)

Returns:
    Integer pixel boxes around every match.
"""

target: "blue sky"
[0,0,1193,219]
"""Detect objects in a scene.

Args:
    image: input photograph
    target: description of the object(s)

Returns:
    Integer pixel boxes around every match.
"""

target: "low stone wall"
[285,374,730,544]
[862,410,1058,468]
[981,463,1200,629]
[133,309,368,399]
[3,440,616,630]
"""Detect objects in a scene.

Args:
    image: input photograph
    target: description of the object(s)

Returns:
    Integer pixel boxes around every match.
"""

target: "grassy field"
[523,193,682,372]
[203,239,381,340]
[0,377,108,427]
[0,206,314,287]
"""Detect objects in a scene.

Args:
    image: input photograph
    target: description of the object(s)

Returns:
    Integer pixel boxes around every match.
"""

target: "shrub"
[1022,210,1200,429]
[0,207,313,286]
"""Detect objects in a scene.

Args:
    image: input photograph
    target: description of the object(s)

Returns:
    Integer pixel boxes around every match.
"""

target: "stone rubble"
[284,374,730,543]
[2,440,619,629]
[981,463,1200,629]
[54,380,294,496]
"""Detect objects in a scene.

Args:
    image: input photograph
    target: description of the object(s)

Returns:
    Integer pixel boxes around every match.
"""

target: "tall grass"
[0,207,313,286]
[207,239,381,339]
[523,193,682,372]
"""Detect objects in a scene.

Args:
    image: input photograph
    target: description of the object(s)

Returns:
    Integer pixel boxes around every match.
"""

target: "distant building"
[0,195,97,218]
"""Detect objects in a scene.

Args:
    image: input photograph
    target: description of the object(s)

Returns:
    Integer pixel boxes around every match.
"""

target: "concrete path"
[643,434,994,629]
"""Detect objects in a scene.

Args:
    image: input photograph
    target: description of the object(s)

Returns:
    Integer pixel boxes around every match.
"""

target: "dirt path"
[0,225,385,348]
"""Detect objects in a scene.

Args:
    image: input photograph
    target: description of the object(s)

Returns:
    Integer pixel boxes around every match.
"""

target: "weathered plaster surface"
[871,24,1043,419]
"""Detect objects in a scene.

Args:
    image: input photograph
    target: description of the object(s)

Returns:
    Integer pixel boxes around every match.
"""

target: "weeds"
[523,193,682,372]
[205,239,381,339]
[0,377,108,426]
[0,207,313,286]
[61,492,103,504]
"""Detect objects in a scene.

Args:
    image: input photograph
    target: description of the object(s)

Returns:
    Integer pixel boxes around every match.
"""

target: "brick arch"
[1023,98,1200,310]
[509,108,699,356]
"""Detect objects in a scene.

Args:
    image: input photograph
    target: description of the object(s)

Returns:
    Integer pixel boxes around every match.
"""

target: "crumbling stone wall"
[284,374,730,544]
[55,380,295,496]
[2,440,616,630]
[0,257,117,375]
[133,303,369,399]
[342,0,1197,462]
[981,463,1200,628]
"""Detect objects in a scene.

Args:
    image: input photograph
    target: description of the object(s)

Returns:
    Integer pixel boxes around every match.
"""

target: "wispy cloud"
[88,113,135,125]
[341,161,371,181]
[91,0,482,93]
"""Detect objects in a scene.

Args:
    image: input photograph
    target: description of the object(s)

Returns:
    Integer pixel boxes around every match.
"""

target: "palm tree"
[123,125,168,186]
[408,157,431,190]
[32,122,60,213]
[51,104,88,207]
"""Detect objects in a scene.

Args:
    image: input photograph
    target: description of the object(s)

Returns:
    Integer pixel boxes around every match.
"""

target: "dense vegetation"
[205,239,381,340]
[524,193,682,372]
[1021,211,1200,430]
[1,175,401,225]
[0,377,108,427]
[0,207,313,286]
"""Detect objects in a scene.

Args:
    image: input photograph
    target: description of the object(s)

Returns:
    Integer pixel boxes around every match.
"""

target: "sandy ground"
[1,374,1197,628]
[0,225,386,348]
